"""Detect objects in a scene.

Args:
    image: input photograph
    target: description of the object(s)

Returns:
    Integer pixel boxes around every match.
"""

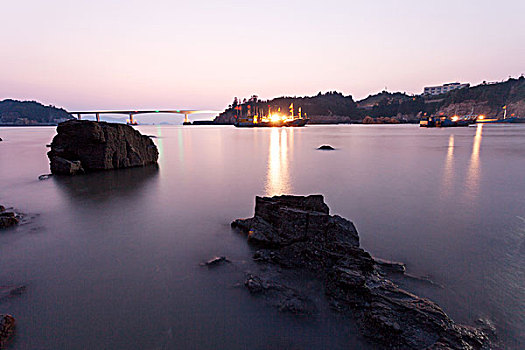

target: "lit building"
[423,82,469,95]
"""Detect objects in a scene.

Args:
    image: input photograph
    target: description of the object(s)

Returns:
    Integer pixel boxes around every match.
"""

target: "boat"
[420,115,471,128]
[476,105,525,123]
[234,104,309,128]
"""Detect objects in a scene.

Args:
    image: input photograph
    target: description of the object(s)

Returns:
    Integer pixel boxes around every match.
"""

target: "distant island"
[0,99,72,126]
[214,76,525,124]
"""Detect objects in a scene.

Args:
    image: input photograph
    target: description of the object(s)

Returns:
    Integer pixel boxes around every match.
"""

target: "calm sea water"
[0,124,524,349]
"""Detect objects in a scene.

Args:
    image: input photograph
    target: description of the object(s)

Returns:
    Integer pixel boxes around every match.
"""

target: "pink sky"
[1,0,524,116]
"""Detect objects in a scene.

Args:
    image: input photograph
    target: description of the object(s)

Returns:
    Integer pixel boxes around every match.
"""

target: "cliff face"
[48,120,158,175]
[435,78,525,118]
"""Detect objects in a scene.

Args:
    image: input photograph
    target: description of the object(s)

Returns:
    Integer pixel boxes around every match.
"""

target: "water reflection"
[465,124,483,199]
[265,128,291,196]
[177,128,184,165]
[442,134,455,194]
[155,125,164,161]
[53,165,159,204]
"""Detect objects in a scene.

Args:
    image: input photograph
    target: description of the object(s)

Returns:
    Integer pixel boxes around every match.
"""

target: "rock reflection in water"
[53,165,159,203]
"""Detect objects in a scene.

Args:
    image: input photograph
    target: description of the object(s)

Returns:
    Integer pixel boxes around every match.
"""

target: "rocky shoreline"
[231,195,495,349]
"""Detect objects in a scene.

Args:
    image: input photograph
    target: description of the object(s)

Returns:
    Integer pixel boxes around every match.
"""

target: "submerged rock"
[0,314,15,349]
[47,119,158,175]
[200,256,230,267]
[232,195,493,349]
[317,145,335,150]
[0,285,26,301]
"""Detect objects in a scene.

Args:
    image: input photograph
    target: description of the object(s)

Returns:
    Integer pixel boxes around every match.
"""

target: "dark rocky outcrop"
[47,120,158,175]
[0,314,15,349]
[232,195,493,349]
[244,273,316,315]
[200,256,230,267]
[0,206,19,229]
[317,145,335,150]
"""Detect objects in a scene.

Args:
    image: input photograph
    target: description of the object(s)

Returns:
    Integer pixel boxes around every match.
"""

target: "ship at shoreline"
[234,103,309,128]
[420,106,524,127]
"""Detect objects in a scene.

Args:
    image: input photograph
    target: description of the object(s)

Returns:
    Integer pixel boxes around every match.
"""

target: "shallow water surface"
[0,124,524,349]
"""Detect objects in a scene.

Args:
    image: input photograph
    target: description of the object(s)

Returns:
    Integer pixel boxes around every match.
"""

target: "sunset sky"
[1,0,524,118]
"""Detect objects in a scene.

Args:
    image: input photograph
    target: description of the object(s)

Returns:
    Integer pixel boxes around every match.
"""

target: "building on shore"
[423,82,469,95]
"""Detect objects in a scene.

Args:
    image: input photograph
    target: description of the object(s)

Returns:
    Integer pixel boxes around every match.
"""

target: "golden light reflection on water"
[265,128,291,196]
[465,124,483,199]
[441,134,455,194]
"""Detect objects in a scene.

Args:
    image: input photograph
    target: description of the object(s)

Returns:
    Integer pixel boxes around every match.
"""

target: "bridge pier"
[77,113,81,120]
[96,113,100,122]
[129,114,134,125]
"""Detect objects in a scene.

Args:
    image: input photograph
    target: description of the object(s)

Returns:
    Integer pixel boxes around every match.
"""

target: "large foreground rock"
[232,195,493,349]
[47,120,158,175]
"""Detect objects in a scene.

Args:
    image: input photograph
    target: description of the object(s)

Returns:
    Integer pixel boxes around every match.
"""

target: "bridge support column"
[184,114,189,123]
[129,114,134,125]
[77,113,81,120]
[96,113,100,122]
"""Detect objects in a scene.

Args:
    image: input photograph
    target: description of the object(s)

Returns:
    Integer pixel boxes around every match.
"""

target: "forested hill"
[358,76,525,120]
[214,92,360,124]
[0,99,72,125]
[214,77,525,124]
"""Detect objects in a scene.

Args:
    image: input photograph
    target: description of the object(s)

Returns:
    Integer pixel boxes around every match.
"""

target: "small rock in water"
[200,256,230,267]
[0,206,19,229]
[0,137,3,141]
[317,145,335,150]
[38,174,52,180]
[0,314,16,349]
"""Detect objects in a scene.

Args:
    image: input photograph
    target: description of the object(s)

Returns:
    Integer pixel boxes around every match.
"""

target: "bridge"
[68,110,220,124]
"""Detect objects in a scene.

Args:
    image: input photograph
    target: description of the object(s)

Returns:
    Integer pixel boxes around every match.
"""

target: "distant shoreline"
[0,124,58,127]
